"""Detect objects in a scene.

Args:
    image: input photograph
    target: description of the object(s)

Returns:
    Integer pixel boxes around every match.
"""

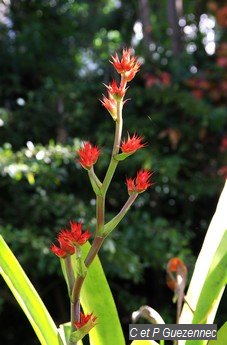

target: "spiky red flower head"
[121,133,146,154]
[77,141,100,170]
[105,80,127,99]
[126,170,152,194]
[74,312,97,329]
[111,48,140,81]
[50,237,75,258]
[100,93,117,120]
[59,221,91,246]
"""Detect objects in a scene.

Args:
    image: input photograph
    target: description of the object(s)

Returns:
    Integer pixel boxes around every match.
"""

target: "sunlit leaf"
[80,241,125,345]
[0,235,62,345]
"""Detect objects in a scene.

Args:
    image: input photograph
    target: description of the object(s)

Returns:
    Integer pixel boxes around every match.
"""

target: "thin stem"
[65,256,75,294]
[103,193,138,236]
[101,99,123,194]
[112,100,123,156]
[70,237,104,312]
[96,195,105,235]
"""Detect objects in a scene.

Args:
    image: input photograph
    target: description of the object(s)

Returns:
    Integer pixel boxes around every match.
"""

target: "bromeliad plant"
[0,48,226,345]
[0,48,153,345]
[50,48,153,343]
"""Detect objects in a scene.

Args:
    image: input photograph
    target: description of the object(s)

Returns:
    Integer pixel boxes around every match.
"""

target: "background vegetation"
[0,0,226,344]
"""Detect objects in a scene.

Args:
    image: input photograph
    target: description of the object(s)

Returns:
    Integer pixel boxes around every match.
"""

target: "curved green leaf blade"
[131,340,159,345]
[80,241,126,345]
[180,181,227,328]
[208,322,227,345]
[0,235,61,345]
[184,230,227,345]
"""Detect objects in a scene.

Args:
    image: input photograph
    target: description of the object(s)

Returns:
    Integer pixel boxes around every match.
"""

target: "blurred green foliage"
[0,0,226,344]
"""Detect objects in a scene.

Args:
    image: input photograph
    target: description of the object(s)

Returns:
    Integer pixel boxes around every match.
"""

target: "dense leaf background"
[0,0,226,344]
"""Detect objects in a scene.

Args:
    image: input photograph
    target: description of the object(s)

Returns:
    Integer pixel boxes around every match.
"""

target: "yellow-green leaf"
[208,322,227,345]
[80,241,125,345]
[0,235,61,345]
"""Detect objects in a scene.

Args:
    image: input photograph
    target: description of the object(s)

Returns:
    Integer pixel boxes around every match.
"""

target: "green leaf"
[184,231,227,345]
[131,341,159,345]
[0,235,62,345]
[180,181,227,328]
[208,322,227,345]
[80,241,126,345]
[59,322,83,345]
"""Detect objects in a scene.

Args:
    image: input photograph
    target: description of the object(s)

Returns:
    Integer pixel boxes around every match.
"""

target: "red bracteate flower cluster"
[111,48,141,81]
[101,48,140,121]
[121,133,145,154]
[126,170,152,194]
[50,221,91,258]
[78,141,100,170]
[50,48,154,343]
[74,312,97,329]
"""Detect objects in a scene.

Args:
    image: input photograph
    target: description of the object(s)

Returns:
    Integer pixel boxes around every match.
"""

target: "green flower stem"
[96,195,105,235]
[65,255,75,294]
[102,193,138,236]
[88,167,102,195]
[84,236,105,267]
[101,99,123,195]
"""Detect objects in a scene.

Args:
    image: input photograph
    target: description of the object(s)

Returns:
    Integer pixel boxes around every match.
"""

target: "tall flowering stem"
[51,48,153,345]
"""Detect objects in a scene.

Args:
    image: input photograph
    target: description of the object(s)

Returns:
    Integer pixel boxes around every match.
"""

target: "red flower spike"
[111,48,141,81]
[121,133,146,154]
[105,80,127,99]
[50,238,75,258]
[100,93,117,120]
[75,312,97,329]
[126,170,152,194]
[77,142,100,170]
[59,221,91,246]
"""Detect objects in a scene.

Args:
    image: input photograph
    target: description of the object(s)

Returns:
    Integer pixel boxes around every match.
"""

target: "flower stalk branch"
[50,48,153,344]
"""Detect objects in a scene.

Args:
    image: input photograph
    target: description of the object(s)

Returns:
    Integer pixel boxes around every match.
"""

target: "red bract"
[59,221,91,246]
[100,93,117,120]
[50,238,75,258]
[121,133,145,154]
[111,48,140,81]
[75,312,97,329]
[126,170,152,194]
[105,80,127,99]
[78,142,100,170]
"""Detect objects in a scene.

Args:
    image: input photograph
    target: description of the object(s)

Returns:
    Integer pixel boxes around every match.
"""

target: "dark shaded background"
[0,0,227,344]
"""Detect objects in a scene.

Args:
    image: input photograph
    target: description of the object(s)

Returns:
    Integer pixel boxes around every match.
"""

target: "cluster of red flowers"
[74,312,97,329]
[101,48,140,121]
[126,170,152,194]
[50,221,91,258]
[77,142,100,170]
[121,133,145,154]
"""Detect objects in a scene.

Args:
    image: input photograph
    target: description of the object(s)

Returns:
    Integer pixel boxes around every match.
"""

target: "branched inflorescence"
[50,48,153,344]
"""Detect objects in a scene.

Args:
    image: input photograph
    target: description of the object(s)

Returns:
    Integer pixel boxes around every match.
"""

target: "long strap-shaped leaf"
[180,181,227,321]
[208,322,227,345]
[179,181,227,345]
[131,341,159,345]
[0,235,61,345]
[80,241,126,345]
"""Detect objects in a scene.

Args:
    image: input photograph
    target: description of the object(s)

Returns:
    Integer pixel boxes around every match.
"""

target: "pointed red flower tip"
[50,237,75,258]
[111,48,141,82]
[100,93,117,120]
[59,221,91,246]
[77,141,100,170]
[74,312,97,329]
[126,169,153,194]
[121,133,146,154]
[105,80,127,99]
